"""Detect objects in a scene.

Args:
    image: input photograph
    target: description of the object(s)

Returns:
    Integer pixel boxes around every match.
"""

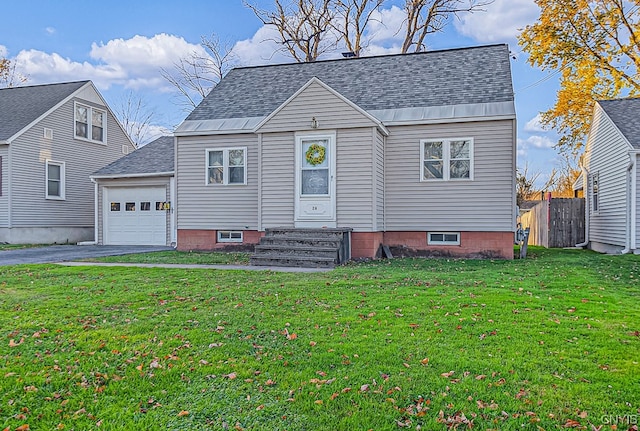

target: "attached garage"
[91,136,175,246]
[104,186,168,245]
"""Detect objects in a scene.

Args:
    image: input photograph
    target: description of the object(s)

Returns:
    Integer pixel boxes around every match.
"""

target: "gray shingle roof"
[186,44,514,121]
[599,98,640,149]
[0,81,89,141]
[92,135,174,177]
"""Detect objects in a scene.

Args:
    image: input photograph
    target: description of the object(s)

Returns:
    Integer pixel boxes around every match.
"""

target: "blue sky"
[1,0,563,182]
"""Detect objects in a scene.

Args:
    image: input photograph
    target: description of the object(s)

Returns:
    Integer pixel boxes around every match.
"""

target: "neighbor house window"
[75,102,105,144]
[428,232,460,245]
[218,231,243,243]
[46,160,65,199]
[591,172,599,213]
[421,138,473,181]
[206,148,246,185]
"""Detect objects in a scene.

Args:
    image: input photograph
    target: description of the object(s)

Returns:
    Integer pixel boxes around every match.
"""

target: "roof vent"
[43,128,53,140]
[342,52,356,58]
[122,145,129,155]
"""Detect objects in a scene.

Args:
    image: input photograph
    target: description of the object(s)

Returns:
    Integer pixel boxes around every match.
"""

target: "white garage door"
[105,187,167,245]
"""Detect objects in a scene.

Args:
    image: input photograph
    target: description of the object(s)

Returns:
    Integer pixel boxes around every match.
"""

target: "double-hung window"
[75,102,105,144]
[421,138,473,181]
[46,160,65,200]
[206,148,247,185]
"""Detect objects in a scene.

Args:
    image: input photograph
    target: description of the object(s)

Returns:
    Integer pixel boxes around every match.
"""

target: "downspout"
[576,163,590,248]
[631,151,639,253]
[621,152,637,254]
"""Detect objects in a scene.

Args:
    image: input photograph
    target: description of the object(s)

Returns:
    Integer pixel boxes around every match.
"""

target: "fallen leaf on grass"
[9,338,24,347]
[16,425,30,431]
[420,358,429,365]
[225,373,237,380]
[563,419,581,427]
[177,410,189,417]
[441,371,455,378]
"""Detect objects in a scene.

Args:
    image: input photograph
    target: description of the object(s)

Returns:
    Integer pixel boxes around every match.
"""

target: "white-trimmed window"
[75,102,106,144]
[46,160,65,200]
[206,148,247,185]
[421,138,473,181]
[591,172,599,213]
[218,231,243,243]
[428,232,460,245]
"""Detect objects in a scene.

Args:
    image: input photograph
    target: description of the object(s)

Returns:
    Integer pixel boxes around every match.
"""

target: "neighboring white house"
[574,98,640,254]
[174,44,517,259]
[90,135,175,246]
[0,81,136,244]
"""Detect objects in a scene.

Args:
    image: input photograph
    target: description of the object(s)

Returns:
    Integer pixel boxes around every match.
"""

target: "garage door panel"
[105,187,167,245]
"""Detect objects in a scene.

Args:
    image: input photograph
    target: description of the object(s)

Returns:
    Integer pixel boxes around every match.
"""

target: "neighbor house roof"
[91,135,174,178]
[0,81,89,141]
[598,98,640,149]
[177,44,515,135]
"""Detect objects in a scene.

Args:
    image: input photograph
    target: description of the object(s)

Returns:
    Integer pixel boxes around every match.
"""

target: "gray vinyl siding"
[97,177,172,245]
[584,105,632,247]
[384,120,515,231]
[374,129,385,230]
[257,80,376,134]
[260,132,295,228]
[8,96,134,229]
[0,146,7,227]
[176,134,259,230]
[336,128,376,230]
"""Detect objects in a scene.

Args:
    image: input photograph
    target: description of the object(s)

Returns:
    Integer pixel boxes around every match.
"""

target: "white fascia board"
[90,171,174,180]
[253,77,390,136]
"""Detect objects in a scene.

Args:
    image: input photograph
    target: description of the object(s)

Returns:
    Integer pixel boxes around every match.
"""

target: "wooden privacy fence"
[520,198,585,248]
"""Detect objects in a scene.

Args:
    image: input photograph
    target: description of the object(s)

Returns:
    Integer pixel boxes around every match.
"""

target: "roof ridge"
[228,43,509,73]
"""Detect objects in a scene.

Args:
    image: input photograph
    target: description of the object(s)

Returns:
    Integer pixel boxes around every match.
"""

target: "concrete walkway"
[58,261,333,273]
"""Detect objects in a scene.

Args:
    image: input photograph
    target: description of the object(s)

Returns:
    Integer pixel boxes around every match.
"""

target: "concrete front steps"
[250,227,352,268]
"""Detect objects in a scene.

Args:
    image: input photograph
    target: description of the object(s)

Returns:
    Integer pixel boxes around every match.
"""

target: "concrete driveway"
[0,245,174,266]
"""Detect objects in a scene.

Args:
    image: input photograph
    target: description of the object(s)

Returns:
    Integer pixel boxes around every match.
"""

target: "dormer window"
[75,102,105,144]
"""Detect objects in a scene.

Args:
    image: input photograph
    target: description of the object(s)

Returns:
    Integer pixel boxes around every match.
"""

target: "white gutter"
[576,164,590,248]
[90,171,174,180]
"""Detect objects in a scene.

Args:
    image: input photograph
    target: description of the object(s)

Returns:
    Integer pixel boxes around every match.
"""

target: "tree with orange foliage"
[519,0,640,153]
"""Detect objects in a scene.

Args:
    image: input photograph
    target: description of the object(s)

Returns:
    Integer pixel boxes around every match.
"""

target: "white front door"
[295,133,336,227]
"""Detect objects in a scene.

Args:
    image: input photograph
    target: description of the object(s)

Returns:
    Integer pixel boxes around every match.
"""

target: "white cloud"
[528,135,555,149]
[454,0,539,43]
[524,113,547,132]
[45,27,56,35]
[232,25,292,66]
[12,34,206,91]
[0,45,7,57]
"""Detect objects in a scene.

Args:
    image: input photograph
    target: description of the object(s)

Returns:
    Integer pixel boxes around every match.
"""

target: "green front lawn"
[0,248,638,430]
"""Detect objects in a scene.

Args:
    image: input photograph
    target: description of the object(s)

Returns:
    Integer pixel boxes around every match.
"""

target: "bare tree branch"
[0,57,27,88]
[245,0,336,62]
[332,0,385,57]
[401,0,493,53]
[161,34,236,109]
[114,91,167,147]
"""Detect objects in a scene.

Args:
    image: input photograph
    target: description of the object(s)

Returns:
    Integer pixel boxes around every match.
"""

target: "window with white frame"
[218,231,243,243]
[421,138,473,181]
[75,102,105,143]
[428,232,460,245]
[46,160,65,199]
[591,172,599,213]
[206,148,246,185]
